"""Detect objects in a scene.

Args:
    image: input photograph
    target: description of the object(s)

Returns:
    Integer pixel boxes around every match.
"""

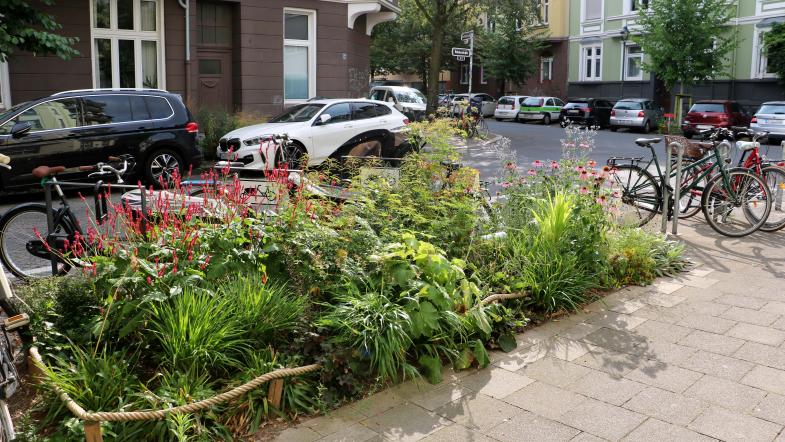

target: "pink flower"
[587,160,597,167]
[579,143,590,149]
[575,166,585,172]
[612,191,621,198]
[579,170,590,179]
[501,181,511,188]
[532,160,543,168]
[505,162,516,171]
[528,169,537,176]
[580,186,589,195]
[596,195,607,205]
[551,161,560,170]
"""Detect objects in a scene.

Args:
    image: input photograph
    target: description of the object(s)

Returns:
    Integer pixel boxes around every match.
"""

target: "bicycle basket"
[665,135,707,160]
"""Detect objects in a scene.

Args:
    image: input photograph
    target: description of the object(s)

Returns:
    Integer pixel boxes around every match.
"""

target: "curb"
[452,133,503,150]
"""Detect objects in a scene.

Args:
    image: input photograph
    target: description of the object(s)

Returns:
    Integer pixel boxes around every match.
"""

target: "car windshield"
[0,101,30,125]
[690,103,725,113]
[395,90,426,104]
[614,101,642,110]
[268,103,325,123]
[565,102,589,108]
[758,105,785,115]
[523,98,543,107]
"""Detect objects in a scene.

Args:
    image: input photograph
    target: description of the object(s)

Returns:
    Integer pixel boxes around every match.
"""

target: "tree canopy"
[764,22,785,83]
[0,0,79,61]
[634,0,737,94]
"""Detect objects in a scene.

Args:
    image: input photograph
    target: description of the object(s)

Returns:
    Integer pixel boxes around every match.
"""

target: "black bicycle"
[0,155,133,279]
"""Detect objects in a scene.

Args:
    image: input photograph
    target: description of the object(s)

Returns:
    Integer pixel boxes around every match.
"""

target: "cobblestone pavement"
[274,215,785,442]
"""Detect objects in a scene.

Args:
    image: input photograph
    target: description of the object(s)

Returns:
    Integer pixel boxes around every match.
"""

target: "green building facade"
[567,0,785,109]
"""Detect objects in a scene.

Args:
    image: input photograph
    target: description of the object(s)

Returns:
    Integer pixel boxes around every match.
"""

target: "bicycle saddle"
[32,165,66,178]
[635,138,662,147]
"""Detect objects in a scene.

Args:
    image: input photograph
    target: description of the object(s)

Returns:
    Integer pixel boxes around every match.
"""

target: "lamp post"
[620,25,630,100]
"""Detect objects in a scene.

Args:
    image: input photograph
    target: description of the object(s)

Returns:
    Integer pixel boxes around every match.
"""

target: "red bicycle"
[731,128,785,232]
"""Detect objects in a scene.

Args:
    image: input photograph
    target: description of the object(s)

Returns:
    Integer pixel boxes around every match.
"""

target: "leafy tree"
[634,0,736,99]
[0,0,79,61]
[479,0,545,96]
[764,22,785,83]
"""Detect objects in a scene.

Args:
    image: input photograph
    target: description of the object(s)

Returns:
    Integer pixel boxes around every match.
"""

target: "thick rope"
[30,291,527,423]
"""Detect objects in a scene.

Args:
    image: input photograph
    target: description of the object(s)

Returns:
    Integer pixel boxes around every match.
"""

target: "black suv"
[560,98,614,128]
[0,89,201,189]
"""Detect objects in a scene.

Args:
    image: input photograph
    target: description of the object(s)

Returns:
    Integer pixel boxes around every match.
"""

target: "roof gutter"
[178,0,191,103]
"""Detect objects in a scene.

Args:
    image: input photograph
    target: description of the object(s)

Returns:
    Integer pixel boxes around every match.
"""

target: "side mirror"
[316,114,332,125]
[10,121,31,139]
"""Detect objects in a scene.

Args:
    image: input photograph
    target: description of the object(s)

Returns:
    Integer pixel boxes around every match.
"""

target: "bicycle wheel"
[701,169,772,237]
[759,165,785,232]
[0,204,72,279]
[608,165,661,227]
[673,165,706,219]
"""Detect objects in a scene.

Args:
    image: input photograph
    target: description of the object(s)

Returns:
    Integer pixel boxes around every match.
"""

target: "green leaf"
[498,333,517,353]
[418,354,443,384]
[472,340,490,368]
[454,348,473,371]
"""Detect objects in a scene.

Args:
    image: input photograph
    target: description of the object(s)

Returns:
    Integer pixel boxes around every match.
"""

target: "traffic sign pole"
[468,31,474,96]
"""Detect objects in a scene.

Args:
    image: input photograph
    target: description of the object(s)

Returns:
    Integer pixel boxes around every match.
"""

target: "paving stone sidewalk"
[273,218,785,442]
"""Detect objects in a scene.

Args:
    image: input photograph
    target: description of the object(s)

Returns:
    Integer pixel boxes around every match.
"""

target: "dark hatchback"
[0,89,201,189]
[560,98,614,128]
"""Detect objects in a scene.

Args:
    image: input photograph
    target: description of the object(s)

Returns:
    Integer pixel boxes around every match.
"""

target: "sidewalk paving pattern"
[273,213,785,441]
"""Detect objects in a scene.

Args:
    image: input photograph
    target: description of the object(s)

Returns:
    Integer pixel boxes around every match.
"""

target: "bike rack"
[662,141,685,236]
[42,181,148,277]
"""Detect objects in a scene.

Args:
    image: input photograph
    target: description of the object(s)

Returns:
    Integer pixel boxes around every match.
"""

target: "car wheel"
[610,126,618,132]
[642,120,651,134]
[145,148,184,186]
[543,113,552,125]
[274,141,307,170]
[514,114,520,123]
[683,132,693,139]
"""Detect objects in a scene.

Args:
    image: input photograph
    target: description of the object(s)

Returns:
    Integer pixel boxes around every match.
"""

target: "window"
[11,99,81,132]
[375,104,392,116]
[624,0,649,14]
[584,0,603,21]
[554,98,564,106]
[540,0,550,24]
[352,102,377,120]
[370,89,387,101]
[624,45,643,80]
[284,9,316,101]
[581,45,602,81]
[480,66,488,84]
[197,2,232,46]
[91,0,163,89]
[145,96,173,119]
[755,30,776,79]
[460,64,470,85]
[321,103,351,124]
[0,62,9,110]
[540,57,553,82]
[82,95,150,125]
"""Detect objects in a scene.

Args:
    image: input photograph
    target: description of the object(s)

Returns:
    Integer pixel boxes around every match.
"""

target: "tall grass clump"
[606,228,687,287]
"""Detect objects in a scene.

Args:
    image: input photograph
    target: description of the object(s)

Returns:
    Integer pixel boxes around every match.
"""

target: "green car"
[518,96,565,125]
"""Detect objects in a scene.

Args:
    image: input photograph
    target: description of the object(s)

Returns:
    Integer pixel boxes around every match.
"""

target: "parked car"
[750,101,785,143]
[610,98,662,133]
[682,100,751,139]
[369,86,427,121]
[494,96,529,121]
[0,88,201,188]
[450,94,496,117]
[216,99,408,170]
[438,94,456,107]
[560,98,614,128]
[518,96,565,125]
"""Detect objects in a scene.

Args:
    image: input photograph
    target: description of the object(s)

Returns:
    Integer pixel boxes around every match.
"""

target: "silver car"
[494,96,528,121]
[610,98,662,133]
[751,101,785,143]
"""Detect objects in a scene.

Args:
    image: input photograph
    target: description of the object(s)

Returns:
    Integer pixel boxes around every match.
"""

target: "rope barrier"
[30,289,529,436]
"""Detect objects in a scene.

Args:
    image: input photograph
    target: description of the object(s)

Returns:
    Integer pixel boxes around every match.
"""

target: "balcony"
[348,1,400,35]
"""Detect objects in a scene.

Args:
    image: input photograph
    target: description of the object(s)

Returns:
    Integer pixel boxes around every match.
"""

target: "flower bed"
[16,120,685,440]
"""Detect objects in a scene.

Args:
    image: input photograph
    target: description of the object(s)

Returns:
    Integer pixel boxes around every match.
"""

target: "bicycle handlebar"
[85,156,133,184]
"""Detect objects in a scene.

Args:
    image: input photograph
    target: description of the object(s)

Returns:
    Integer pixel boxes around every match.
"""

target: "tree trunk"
[426,15,446,113]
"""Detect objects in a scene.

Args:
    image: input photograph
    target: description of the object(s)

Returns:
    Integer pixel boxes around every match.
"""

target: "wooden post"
[84,421,103,442]
[268,379,284,409]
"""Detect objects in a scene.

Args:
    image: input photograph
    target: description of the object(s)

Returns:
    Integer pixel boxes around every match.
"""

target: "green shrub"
[518,242,595,313]
[606,228,687,287]
[194,108,237,161]
[148,290,250,373]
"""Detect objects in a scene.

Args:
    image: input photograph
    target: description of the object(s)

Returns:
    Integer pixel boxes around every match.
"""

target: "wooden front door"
[197,50,233,111]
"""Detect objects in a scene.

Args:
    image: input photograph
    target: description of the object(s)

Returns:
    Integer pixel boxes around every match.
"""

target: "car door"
[482,95,496,116]
[79,94,154,167]
[310,102,353,163]
[544,98,555,117]
[552,98,565,118]
[0,97,84,187]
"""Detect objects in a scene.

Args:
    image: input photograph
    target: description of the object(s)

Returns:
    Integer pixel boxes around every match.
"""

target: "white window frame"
[581,0,604,22]
[623,0,649,15]
[283,8,317,104]
[623,44,643,81]
[460,64,470,84]
[480,65,487,84]
[540,0,550,25]
[580,44,603,81]
[0,62,10,110]
[540,57,553,82]
[753,28,778,79]
[89,0,166,89]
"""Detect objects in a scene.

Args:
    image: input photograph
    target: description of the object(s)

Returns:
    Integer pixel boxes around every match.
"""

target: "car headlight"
[243,135,273,146]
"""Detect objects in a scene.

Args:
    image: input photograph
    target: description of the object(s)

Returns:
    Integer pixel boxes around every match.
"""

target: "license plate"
[219,152,235,160]
[500,105,512,110]
[696,125,713,130]
[568,110,580,115]
[618,119,632,124]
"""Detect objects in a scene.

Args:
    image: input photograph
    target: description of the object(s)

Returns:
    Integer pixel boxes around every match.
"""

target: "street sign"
[456,56,465,61]
[461,31,474,43]
[452,47,471,57]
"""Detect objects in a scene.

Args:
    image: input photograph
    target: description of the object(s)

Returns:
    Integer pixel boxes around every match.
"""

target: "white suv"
[216,99,409,169]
